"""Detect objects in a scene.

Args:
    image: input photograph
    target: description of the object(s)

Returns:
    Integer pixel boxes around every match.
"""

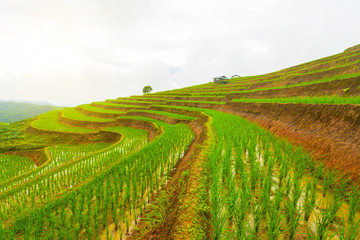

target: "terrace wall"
[221,102,360,180]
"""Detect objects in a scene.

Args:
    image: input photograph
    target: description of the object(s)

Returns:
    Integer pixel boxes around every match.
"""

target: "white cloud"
[0,0,359,105]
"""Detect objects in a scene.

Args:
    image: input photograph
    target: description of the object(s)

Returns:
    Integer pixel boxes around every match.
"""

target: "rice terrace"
[1,43,360,240]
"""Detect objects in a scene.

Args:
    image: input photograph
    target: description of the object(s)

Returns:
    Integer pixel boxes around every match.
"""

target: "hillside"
[1,44,360,239]
[0,101,58,123]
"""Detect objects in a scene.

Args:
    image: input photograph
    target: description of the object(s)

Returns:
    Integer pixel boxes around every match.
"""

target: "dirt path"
[129,114,210,239]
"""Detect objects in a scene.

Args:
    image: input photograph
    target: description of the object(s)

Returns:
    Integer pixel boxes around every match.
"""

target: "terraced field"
[1,44,360,239]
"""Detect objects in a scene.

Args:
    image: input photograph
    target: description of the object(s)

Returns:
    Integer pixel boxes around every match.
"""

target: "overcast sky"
[0,0,359,106]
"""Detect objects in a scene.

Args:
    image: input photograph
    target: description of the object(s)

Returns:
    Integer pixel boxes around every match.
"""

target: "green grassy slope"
[1,44,360,240]
[0,101,59,123]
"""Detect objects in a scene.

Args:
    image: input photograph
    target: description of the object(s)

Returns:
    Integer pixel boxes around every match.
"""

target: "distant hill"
[0,101,58,123]
[0,122,8,127]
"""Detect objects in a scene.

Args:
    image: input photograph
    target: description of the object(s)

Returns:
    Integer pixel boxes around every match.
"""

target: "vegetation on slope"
[0,101,58,123]
[0,120,48,152]
[233,96,360,104]
[61,107,116,122]
[32,110,98,133]
[1,44,360,239]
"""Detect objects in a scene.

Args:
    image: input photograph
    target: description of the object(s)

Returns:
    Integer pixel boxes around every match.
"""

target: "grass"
[61,107,116,122]
[2,121,193,240]
[232,96,360,105]
[233,72,360,94]
[166,106,359,239]
[31,110,98,133]
[165,99,226,104]
[118,115,165,124]
[2,45,360,240]
[92,101,147,108]
[0,122,9,127]
[77,104,125,114]
[128,109,196,120]
[0,119,51,153]
[106,99,163,104]
[0,154,36,183]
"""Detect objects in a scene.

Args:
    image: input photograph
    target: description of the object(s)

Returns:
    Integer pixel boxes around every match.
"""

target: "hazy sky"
[0,0,359,106]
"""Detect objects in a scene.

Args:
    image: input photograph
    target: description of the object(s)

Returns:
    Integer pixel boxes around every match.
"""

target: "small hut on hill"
[213,76,229,84]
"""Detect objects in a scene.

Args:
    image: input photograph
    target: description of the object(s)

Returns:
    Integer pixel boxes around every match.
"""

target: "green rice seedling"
[111,191,119,230]
[32,110,98,133]
[313,163,325,180]
[251,200,267,239]
[235,179,251,239]
[266,205,282,240]
[322,170,336,197]
[235,145,245,175]
[61,107,116,122]
[85,210,93,239]
[106,225,111,240]
[273,186,284,211]
[285,178,303,240]
[77,190,85,226]
[34,208,45,238]
[250,160,261,191]
[345,219,360,240]
[226,176,238,223]
[278,158,290,188]
[262,168,273,200]
[285,176,292,197]
[316,190,343,240]
[130,109,196,121]
[0,154,37,183]
[94,205,100,235]
[232,96,360,105]
[338,185,360,239]
[304,179,318,221]
[125,217,129,234]
[232,71,360,95]
[210,151,226,239]
[0,221,4,240]
[2,119,194,238]
[348,185,360,225]
[221,144,232,183]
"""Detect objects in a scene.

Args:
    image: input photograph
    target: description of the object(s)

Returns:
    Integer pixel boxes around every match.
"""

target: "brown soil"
[91,103,148,112]
[266,49,360,76]
[3,149,47,166]
[76,106,125,118]
[106,100,154,106]
[58,114,117,129]
[124,111,189,125]
[344,44,360,53]
[147,100,360,182]
[244,64,360,92]
[135,95,225,102]
[296,55,360,75]
[164,101,223,109]
[129,113,209,240]
[181,87,247,93]
[121,97,166,102]
[149,106,204,118]
[116,118,161,142]
[55,115,161,142]
[219,102,360,181]
[27,125,122,146]
[226,76,360,100]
